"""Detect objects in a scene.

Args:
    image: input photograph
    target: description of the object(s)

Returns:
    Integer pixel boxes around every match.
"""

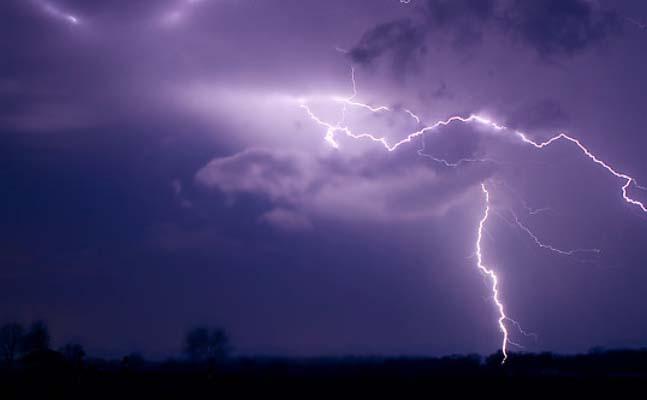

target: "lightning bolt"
[299,69,647,214]
[476,183,510,363]
[515,132,647,213]
[299,66,646,363]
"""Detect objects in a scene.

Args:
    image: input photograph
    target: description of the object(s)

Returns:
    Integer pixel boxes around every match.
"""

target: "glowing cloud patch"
[32,0,81,26]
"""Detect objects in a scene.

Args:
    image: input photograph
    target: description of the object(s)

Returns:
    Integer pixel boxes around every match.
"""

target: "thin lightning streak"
[417,133,499,168]
[476,184,509,364]
[404,109,421,124]
[492,180,552,216]
[494,209,599,265]
[524,204,551,216]
[625,17,647,30]
[332,97,390,113]
[417,151,497,168]
[507,317,538,343]
[510,211,601,256]
[332,67,390,113]
[492,209,520,229]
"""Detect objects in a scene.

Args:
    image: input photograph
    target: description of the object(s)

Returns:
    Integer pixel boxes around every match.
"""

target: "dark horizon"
[6,318,647,362]
[2,0,647,363]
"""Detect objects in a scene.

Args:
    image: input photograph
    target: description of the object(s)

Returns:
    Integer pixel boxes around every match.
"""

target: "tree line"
[0,321,230,370]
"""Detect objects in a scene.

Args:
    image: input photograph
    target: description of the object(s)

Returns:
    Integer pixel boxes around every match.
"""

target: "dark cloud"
[349,0,620,67]
[349,0,497,66]
[502,0,620,57]
[425,0,496,24]
[431,82,453,99]
[424,0,496,48]
[349,18,427,69]
[505,99,570,131]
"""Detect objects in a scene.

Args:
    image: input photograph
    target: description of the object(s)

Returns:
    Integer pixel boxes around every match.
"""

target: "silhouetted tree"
[0,323,24,368]
[184,327,230,362]
[60,343,85,366]
[121,352,146,372]
[208,329,230,361]
[22,321,50,354]
[185,327,209,361]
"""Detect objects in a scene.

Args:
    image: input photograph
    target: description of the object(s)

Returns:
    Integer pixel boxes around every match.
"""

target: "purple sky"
[2,0,647,359]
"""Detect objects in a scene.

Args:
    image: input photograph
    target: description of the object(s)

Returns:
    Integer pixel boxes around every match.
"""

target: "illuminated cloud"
[160,0,208,27]
[195,146,490,229]
[31,0,81,25]
[260,208,313,232]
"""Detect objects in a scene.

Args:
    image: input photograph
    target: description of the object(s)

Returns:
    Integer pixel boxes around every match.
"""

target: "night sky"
[2,0,647,360]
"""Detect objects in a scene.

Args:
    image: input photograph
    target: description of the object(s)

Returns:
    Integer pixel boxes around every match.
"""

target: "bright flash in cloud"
[32,0,80,26]
[160,0,207,27]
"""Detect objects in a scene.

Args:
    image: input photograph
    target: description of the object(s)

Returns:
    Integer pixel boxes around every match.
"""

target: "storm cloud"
[350,0,620,68]
[2,0,647,360]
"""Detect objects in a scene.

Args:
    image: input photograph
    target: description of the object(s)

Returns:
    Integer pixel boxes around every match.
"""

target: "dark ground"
[3,350,647,397]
